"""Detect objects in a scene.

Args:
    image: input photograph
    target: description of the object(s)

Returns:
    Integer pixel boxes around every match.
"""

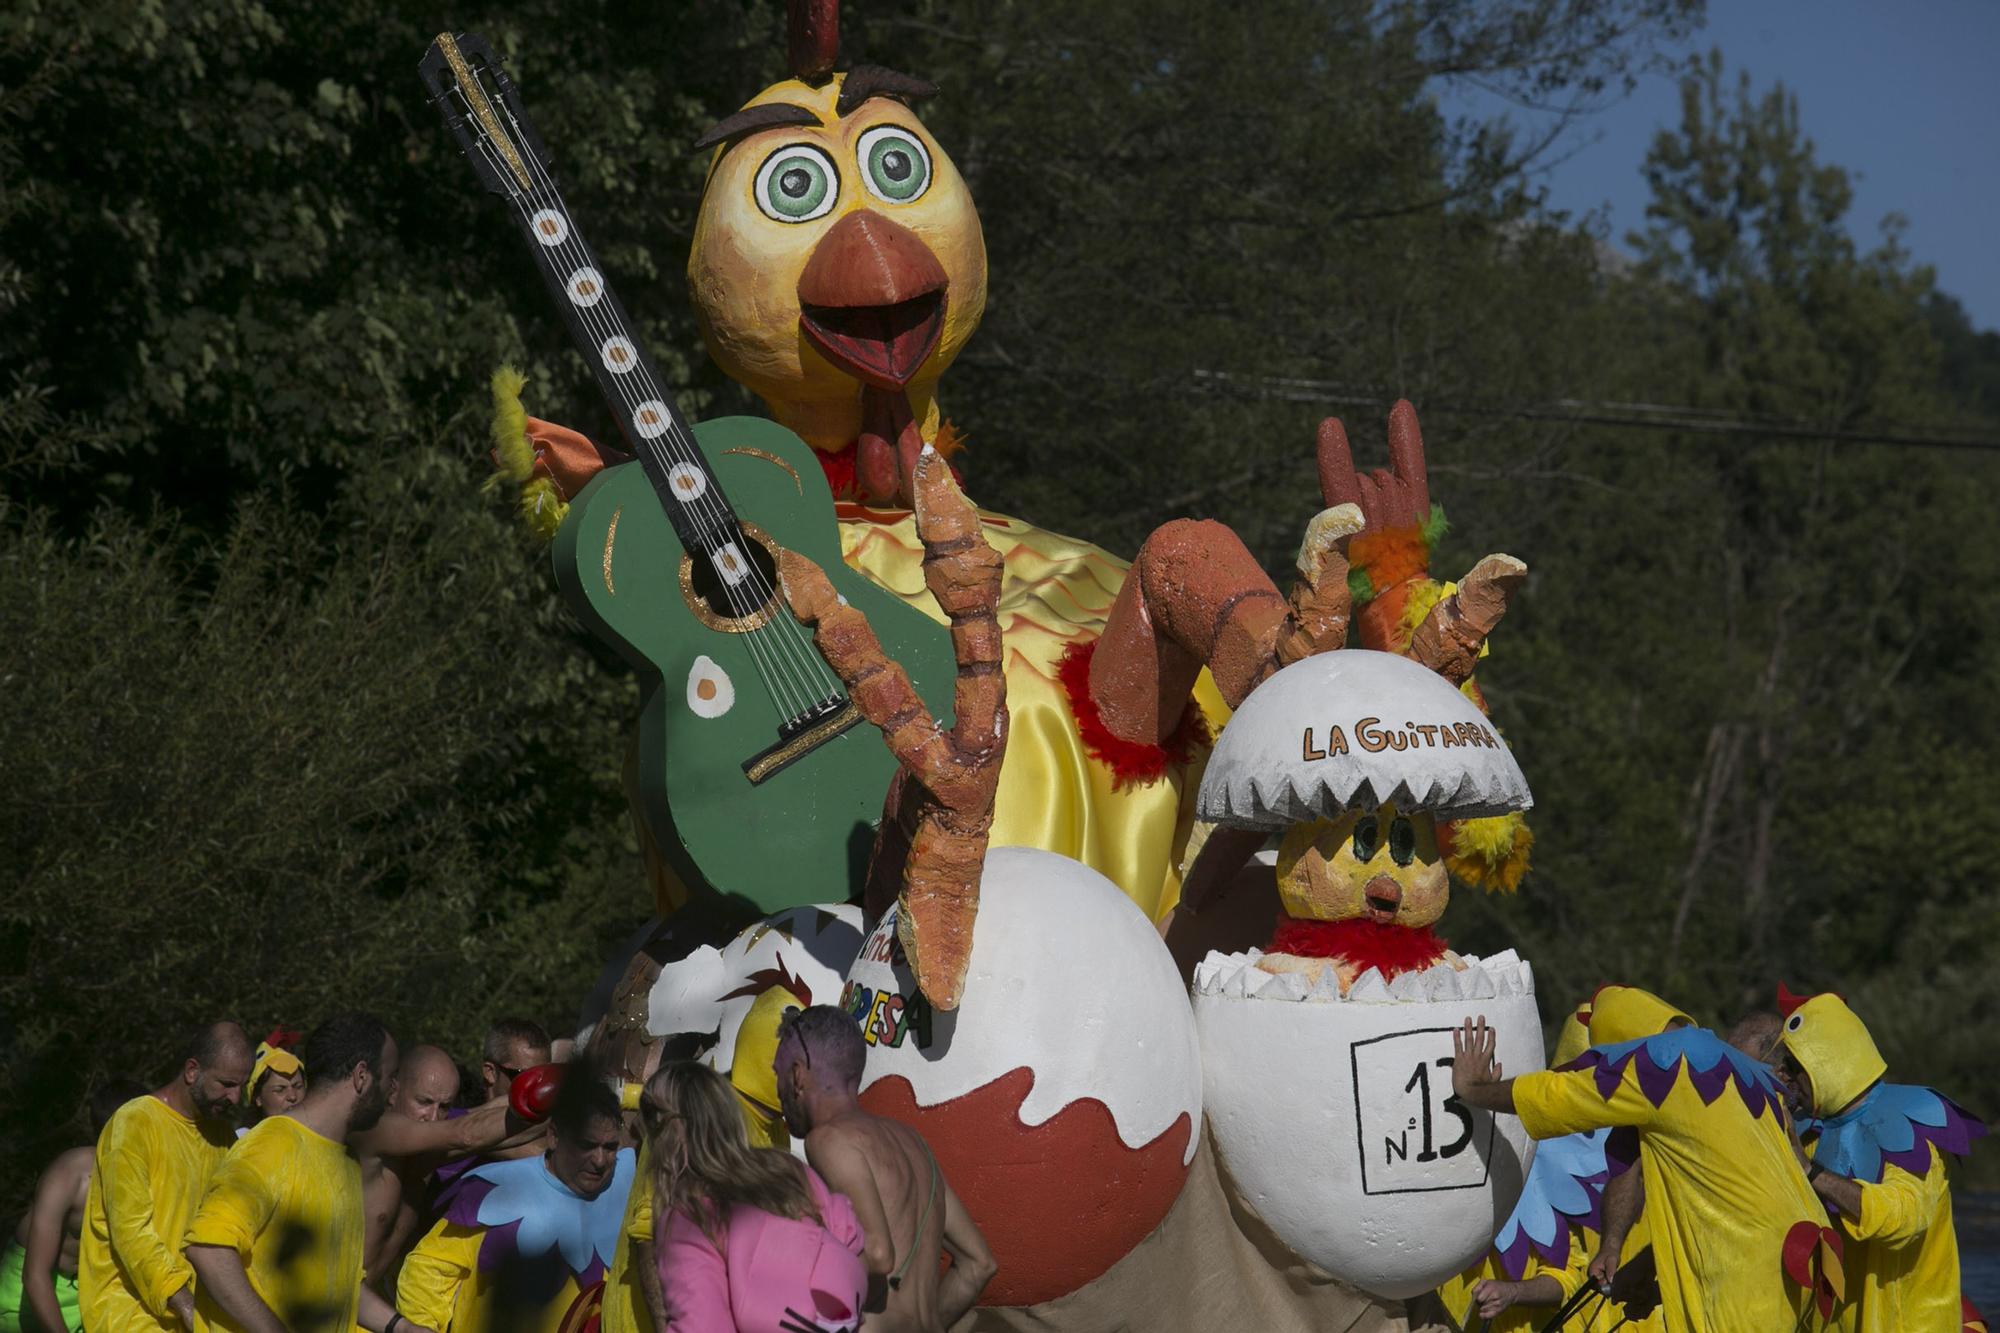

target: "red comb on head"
[1776,983,1811,1018]
[263,1026,302,1050]
[788,0,840,82]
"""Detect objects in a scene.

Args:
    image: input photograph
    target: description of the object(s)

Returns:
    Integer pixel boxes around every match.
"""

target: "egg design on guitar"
[841,847,1201,1307]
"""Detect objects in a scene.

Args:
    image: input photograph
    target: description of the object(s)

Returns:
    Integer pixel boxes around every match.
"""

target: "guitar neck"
[427,35,737,558]
[508,181,738,555]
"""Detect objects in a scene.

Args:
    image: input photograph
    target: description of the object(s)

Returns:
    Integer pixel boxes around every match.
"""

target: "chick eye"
[754,144,838,223]
[856,126,931,204]
[1389,816,1416,867]
[1351,816,1381,863]
[1786,1014,1803,1032]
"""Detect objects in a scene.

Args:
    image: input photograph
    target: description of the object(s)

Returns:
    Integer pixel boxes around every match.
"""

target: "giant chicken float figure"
[441,1,1544,1320]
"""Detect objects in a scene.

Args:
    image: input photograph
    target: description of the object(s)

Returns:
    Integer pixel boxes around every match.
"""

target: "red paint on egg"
[861,1066,1193,1307]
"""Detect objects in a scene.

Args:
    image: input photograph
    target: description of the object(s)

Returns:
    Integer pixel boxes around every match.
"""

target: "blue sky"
[1445,1,2000,330]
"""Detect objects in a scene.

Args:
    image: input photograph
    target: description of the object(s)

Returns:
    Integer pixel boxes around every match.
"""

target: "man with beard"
[78,1021,252,1332]
[774,1006,995,1333]
[184,1013,424,1333]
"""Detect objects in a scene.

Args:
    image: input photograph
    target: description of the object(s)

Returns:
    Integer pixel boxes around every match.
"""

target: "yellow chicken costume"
[1779,989,1986,1333]
[77,1095,235,1332]
[397,1148,635,1333]
[1508,986,1834,1333]
[1438,1008,1662,1332]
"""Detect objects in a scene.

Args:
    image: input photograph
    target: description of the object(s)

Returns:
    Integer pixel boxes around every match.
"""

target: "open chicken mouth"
[1362,879,1403,924]
[798,289,947,393]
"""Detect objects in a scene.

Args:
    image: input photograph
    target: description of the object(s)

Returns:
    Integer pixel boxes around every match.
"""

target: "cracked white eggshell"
[1196,979,1544,1298]
[1196,649,1533,827]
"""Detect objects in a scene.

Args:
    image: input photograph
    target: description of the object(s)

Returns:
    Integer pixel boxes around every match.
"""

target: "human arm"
[1588,1165,1645,1287]
[185,1244,285,1333]
[1469,1273,1562,1317]
[97,1113,198,1323]
[22,1148,88,1333]
[394,1221,481,1333]
[1817,1150,1944,1245]
[353,1099,539,1162]
[1450,1018,1516,1113]
[356,1280,437,1333]
[935,1180,997,1328]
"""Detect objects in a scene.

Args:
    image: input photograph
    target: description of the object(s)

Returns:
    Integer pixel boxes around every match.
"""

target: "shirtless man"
[478,1018,552,1162]
[773,1006,995,1333]
[356,1045,541,1297]
[2,1082,144,1333]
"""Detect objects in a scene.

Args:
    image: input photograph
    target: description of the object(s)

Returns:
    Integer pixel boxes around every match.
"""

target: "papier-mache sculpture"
[450,0,1562,1320]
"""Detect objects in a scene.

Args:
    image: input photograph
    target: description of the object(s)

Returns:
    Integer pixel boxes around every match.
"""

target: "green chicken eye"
[1389,816,1416,867]
[1351,816,1381,863]
[754,144,838,223]
[856,125,932,204]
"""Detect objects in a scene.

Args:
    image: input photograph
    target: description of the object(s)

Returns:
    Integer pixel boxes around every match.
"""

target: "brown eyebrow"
[835,65,939,118]
[693,102,823,153]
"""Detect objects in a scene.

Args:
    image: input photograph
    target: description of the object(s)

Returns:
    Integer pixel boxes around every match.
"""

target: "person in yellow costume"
[398,1076,632,1333]
[78,1022,252,1333]
[1453,985,1836,1333]
[1776,987,1986,1333]
[601,986,803,1333]
[185,1014,419,1333]
[1436,1005,1663,1332]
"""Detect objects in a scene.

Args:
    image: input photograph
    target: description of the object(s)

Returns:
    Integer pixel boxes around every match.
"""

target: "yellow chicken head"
[687,69,987,502]
[1274,800,1450,928]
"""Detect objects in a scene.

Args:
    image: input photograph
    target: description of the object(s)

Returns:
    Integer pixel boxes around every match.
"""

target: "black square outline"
[1349,1026,1496,1196]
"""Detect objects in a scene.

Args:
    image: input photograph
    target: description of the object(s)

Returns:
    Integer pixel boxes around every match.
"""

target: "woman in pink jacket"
[641,1062,867,1333]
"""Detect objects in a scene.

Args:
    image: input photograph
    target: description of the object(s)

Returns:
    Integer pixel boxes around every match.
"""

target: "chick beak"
[1362,876,1403,925]
[796,212,949,508]
[796,210,948,391]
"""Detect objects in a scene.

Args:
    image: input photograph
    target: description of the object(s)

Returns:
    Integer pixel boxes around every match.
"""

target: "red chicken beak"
[796,210,948,390]
[1362,875,1403,925]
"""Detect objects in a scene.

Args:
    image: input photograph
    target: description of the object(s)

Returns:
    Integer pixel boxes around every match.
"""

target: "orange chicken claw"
[778,447,1005,1010]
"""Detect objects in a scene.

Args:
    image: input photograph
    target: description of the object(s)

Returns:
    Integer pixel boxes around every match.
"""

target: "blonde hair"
[640,1061,820,1242]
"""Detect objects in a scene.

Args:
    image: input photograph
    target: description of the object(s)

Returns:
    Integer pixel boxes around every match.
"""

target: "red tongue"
[855,387,924,507]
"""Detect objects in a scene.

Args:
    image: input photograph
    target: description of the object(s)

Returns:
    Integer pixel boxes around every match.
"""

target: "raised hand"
[780,447,1005,1011]
[1317,403,1431,532]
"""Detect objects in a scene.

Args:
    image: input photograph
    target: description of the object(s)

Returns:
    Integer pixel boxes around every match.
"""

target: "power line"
[1189,369,2000,453]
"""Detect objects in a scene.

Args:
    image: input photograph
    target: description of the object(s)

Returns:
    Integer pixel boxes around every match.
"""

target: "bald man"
[356,1045,534,1296]
[78,1022,252,1332]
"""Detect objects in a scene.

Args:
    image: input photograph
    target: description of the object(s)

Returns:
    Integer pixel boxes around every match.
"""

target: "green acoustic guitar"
[422,32,952,913]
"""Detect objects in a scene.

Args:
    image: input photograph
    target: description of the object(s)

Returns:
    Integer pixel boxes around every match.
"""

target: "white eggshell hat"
[1197,649,1532,829]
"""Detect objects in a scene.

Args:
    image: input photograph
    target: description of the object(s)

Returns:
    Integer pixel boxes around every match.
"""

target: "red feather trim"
[1266,915,1449,980]
[1055,638,1210,788]
[816,444,859,501]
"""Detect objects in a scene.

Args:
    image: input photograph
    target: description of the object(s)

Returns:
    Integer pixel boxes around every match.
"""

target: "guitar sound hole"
[679,525,782,633]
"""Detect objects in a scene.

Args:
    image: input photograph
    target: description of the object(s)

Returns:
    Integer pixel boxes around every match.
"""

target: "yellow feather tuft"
[1399,576,1451,639]
[489,365,533,486]
[1443,812,1534,894]
[519,477,568,544]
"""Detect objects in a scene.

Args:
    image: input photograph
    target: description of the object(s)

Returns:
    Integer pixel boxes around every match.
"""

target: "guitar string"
[470,119,838,722]
[490,112,845,716]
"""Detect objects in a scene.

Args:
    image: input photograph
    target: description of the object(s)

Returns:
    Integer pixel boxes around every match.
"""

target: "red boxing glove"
[508,1064,565,1124]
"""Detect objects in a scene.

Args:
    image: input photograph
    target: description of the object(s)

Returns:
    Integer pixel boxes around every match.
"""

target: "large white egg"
[843,847,1202,1306]
[1194,949,1544,1298]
